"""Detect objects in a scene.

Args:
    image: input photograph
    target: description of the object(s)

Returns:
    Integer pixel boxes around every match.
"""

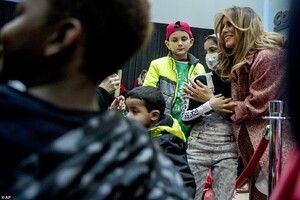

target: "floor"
[203,190,249,200]
[235,192,249,200]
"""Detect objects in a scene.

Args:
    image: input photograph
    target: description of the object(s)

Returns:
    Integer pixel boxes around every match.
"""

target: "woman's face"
[221,16,236,49]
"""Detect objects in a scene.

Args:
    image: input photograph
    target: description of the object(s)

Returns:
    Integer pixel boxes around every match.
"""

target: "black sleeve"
[153,134,196,199]
[97,87,114,110]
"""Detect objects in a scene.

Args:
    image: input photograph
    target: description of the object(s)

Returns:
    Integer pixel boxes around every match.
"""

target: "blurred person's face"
[141,75,146,84]
[221,16,235,49]
[0,0,52,83]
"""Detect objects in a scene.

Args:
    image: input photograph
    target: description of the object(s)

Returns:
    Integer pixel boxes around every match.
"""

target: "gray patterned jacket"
[1,111,190,200]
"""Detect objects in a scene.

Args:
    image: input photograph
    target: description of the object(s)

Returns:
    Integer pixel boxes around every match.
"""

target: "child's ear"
[150,110,160,122]
[44,18,82,56]
[189,37,194,45]
[164,40,171,50]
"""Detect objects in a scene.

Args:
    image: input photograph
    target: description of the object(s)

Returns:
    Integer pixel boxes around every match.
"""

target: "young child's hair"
[126,86,165,121]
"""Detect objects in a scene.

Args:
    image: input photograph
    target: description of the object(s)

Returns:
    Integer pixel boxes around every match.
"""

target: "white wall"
[4,0,290,35]
[149,0,290,36]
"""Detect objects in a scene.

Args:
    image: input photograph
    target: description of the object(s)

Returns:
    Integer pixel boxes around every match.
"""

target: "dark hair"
[46,0,152,83]
[204,34,217,44]
[141,69,148,75]
[126,86,166,121]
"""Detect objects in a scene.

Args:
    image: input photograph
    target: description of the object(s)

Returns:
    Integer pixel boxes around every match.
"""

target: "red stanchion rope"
[235,126,270,188]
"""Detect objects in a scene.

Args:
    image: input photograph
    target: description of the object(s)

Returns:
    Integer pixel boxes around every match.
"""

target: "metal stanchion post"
[263,100,288,198]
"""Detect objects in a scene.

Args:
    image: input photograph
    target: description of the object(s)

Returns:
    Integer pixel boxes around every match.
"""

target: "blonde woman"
[213,6,295,200]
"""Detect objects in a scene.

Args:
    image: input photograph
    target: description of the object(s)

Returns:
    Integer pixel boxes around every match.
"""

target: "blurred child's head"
[0,0,153,86]
[125,86,165,128]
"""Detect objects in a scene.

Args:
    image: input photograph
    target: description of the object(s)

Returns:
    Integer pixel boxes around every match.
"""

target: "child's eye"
[181,37,188,41]
[210,47,218,53]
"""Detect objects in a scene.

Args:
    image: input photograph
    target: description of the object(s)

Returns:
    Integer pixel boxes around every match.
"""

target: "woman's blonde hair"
[214,6,286,81]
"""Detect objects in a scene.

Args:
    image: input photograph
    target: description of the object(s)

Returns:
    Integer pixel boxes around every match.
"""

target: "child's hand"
[109,95,126,111]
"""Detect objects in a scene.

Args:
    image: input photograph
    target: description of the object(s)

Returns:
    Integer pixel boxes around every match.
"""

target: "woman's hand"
[183,79,213,103]
[209,94,236,113]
